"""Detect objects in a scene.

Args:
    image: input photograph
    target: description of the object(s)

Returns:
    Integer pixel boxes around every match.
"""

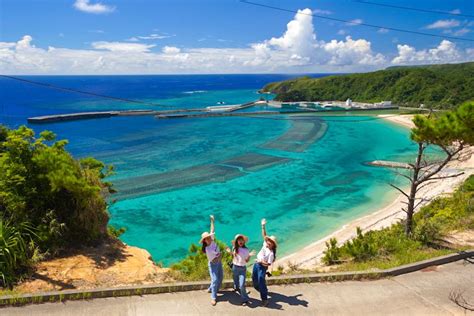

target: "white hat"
[199,232,215,244]
[265,235,278,247]
[233,234,249,243]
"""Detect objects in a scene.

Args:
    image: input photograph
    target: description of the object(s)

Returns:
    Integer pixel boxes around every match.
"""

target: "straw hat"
[233,234,249,244]
[199,232,215,244]
[265,235,278,247]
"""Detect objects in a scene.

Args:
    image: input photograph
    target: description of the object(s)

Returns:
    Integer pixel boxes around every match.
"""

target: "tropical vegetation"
[170,240,233,281]
[262,62,474,108]
[322,174,474,271]
[0,125,114,288]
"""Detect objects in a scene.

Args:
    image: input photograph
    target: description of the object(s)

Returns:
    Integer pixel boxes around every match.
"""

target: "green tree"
[0,125,115,288]
[391,101,474,235]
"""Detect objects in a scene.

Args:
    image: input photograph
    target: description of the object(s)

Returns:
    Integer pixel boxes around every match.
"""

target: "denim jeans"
[232,265,249,302]
[208,261,223,300]
[252,263,268,301]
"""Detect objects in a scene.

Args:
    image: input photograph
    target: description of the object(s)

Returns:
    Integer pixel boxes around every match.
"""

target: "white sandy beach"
[277,114,474,270]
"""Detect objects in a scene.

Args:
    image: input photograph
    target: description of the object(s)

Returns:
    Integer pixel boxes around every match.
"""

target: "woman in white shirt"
[199,215,223,306]
[227,234,255,305]
[252,218,277,307]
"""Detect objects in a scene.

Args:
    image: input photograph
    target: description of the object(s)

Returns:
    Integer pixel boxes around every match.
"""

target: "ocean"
[0,74,415,265]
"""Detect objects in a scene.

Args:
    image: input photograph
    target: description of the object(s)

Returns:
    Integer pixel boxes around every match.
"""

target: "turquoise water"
[105,114,414,265]
[1,75,417,266]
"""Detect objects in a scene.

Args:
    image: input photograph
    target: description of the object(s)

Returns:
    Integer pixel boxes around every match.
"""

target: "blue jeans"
[232,265,249,302]
[208,261,223,300]
[252,263,268,301]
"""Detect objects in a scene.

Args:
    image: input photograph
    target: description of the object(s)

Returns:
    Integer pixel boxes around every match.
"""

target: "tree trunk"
[405,182,417,235]
[405,142,424,236]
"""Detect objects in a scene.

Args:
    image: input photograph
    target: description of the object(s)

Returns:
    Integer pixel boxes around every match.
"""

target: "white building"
[346,98,353,107]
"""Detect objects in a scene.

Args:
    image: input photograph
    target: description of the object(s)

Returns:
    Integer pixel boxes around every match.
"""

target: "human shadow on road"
[266,292,309,310]
[217,290,309,310]
[217,290,260,309]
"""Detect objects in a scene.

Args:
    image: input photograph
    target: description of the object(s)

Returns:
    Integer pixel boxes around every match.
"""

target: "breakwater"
[112,116,327,200]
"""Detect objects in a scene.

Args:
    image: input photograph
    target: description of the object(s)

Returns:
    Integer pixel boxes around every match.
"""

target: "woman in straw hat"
[226,234,256,305]
[252,218,277,307]
[200,215,223,306]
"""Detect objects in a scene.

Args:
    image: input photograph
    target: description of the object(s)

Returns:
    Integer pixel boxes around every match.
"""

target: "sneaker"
[211,300,217,306]
[242,301,249,306]
[261,300,269,307]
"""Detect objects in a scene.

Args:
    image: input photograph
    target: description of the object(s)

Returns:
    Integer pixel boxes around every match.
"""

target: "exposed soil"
[12,239,172,294]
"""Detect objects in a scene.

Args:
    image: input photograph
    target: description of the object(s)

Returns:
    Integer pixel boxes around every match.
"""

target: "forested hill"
[262,62,474,108]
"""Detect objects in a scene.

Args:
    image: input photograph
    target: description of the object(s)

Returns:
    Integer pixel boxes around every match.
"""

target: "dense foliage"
[262,62,474,108]
[0,125,113,287]
[322,175,474,269]
[170,240,233,281]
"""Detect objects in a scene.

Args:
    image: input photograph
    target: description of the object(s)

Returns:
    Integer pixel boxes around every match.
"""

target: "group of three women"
[199,215,277,307]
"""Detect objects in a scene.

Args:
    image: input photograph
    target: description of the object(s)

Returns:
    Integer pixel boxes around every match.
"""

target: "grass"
[332,248,455,272]
[320,175,474,273]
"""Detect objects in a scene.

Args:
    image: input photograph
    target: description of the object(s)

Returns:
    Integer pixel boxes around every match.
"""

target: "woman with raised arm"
[200,215,223,306]
[252,218,277,307]
[226,234,256,306]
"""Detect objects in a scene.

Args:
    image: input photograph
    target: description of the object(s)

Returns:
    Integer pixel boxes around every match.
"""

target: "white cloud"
[449,9,461,14]
[391,40,472,65]
[162,46,181,54]
[346,19,363,26]
[266,9,317,58]
[425,19,460,29]
[337,29,347,35]
[138,34,174,40]
[0,42,15,49]
[73,0,115,14]
[127,33,174,42]
[452,28,471,36]
[313,9,332,15]
[248,10,384,69]
[1,9,473,75]
[377,28,389,34]
[322,36,386,66]
[92,41,155,52]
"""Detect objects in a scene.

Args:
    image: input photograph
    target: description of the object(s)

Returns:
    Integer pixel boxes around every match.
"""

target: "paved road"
[3,260,474,315]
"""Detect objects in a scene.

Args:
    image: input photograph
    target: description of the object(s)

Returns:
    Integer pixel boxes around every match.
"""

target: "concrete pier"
[367,160,412,169]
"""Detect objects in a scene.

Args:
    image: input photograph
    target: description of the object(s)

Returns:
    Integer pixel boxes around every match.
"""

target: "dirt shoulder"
[11,239,171,294]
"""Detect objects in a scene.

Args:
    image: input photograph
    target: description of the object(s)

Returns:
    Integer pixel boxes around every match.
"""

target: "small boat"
[217,101,226,105]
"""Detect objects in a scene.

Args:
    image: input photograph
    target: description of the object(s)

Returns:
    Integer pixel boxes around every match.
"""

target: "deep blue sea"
[0,74,415,265]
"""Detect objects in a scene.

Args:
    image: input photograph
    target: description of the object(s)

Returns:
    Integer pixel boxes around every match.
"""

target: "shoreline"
[277,114,473,269]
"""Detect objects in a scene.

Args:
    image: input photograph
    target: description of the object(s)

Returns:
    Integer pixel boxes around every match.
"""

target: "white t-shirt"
[205,236,221,262]
[257,241,275,265]
[232,247,250,267]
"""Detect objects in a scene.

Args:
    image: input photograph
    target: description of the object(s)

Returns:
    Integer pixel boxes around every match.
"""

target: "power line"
[354,1,474,19]
[240,0,474,42]
[0,75,178,109]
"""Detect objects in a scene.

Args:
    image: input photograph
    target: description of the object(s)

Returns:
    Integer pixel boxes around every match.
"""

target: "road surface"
[3,260,473,315]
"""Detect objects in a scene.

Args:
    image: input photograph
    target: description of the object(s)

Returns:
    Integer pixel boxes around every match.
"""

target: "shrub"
[107,225,126,238]
[0,220,38,287]
[0,125,114,287]
[413,219,442,245]
[343,228,378,262]
[170,240,233,281]
[322,176,474,269]
[322,238,341,265]
[0,126,113,249]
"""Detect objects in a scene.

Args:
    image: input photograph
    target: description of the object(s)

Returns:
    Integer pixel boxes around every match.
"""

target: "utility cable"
[240,0,474,42]
[354,1,474,19]
[0,75,178,109]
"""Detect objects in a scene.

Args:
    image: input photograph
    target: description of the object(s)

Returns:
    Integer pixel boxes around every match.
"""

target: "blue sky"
[1,0,473,74]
